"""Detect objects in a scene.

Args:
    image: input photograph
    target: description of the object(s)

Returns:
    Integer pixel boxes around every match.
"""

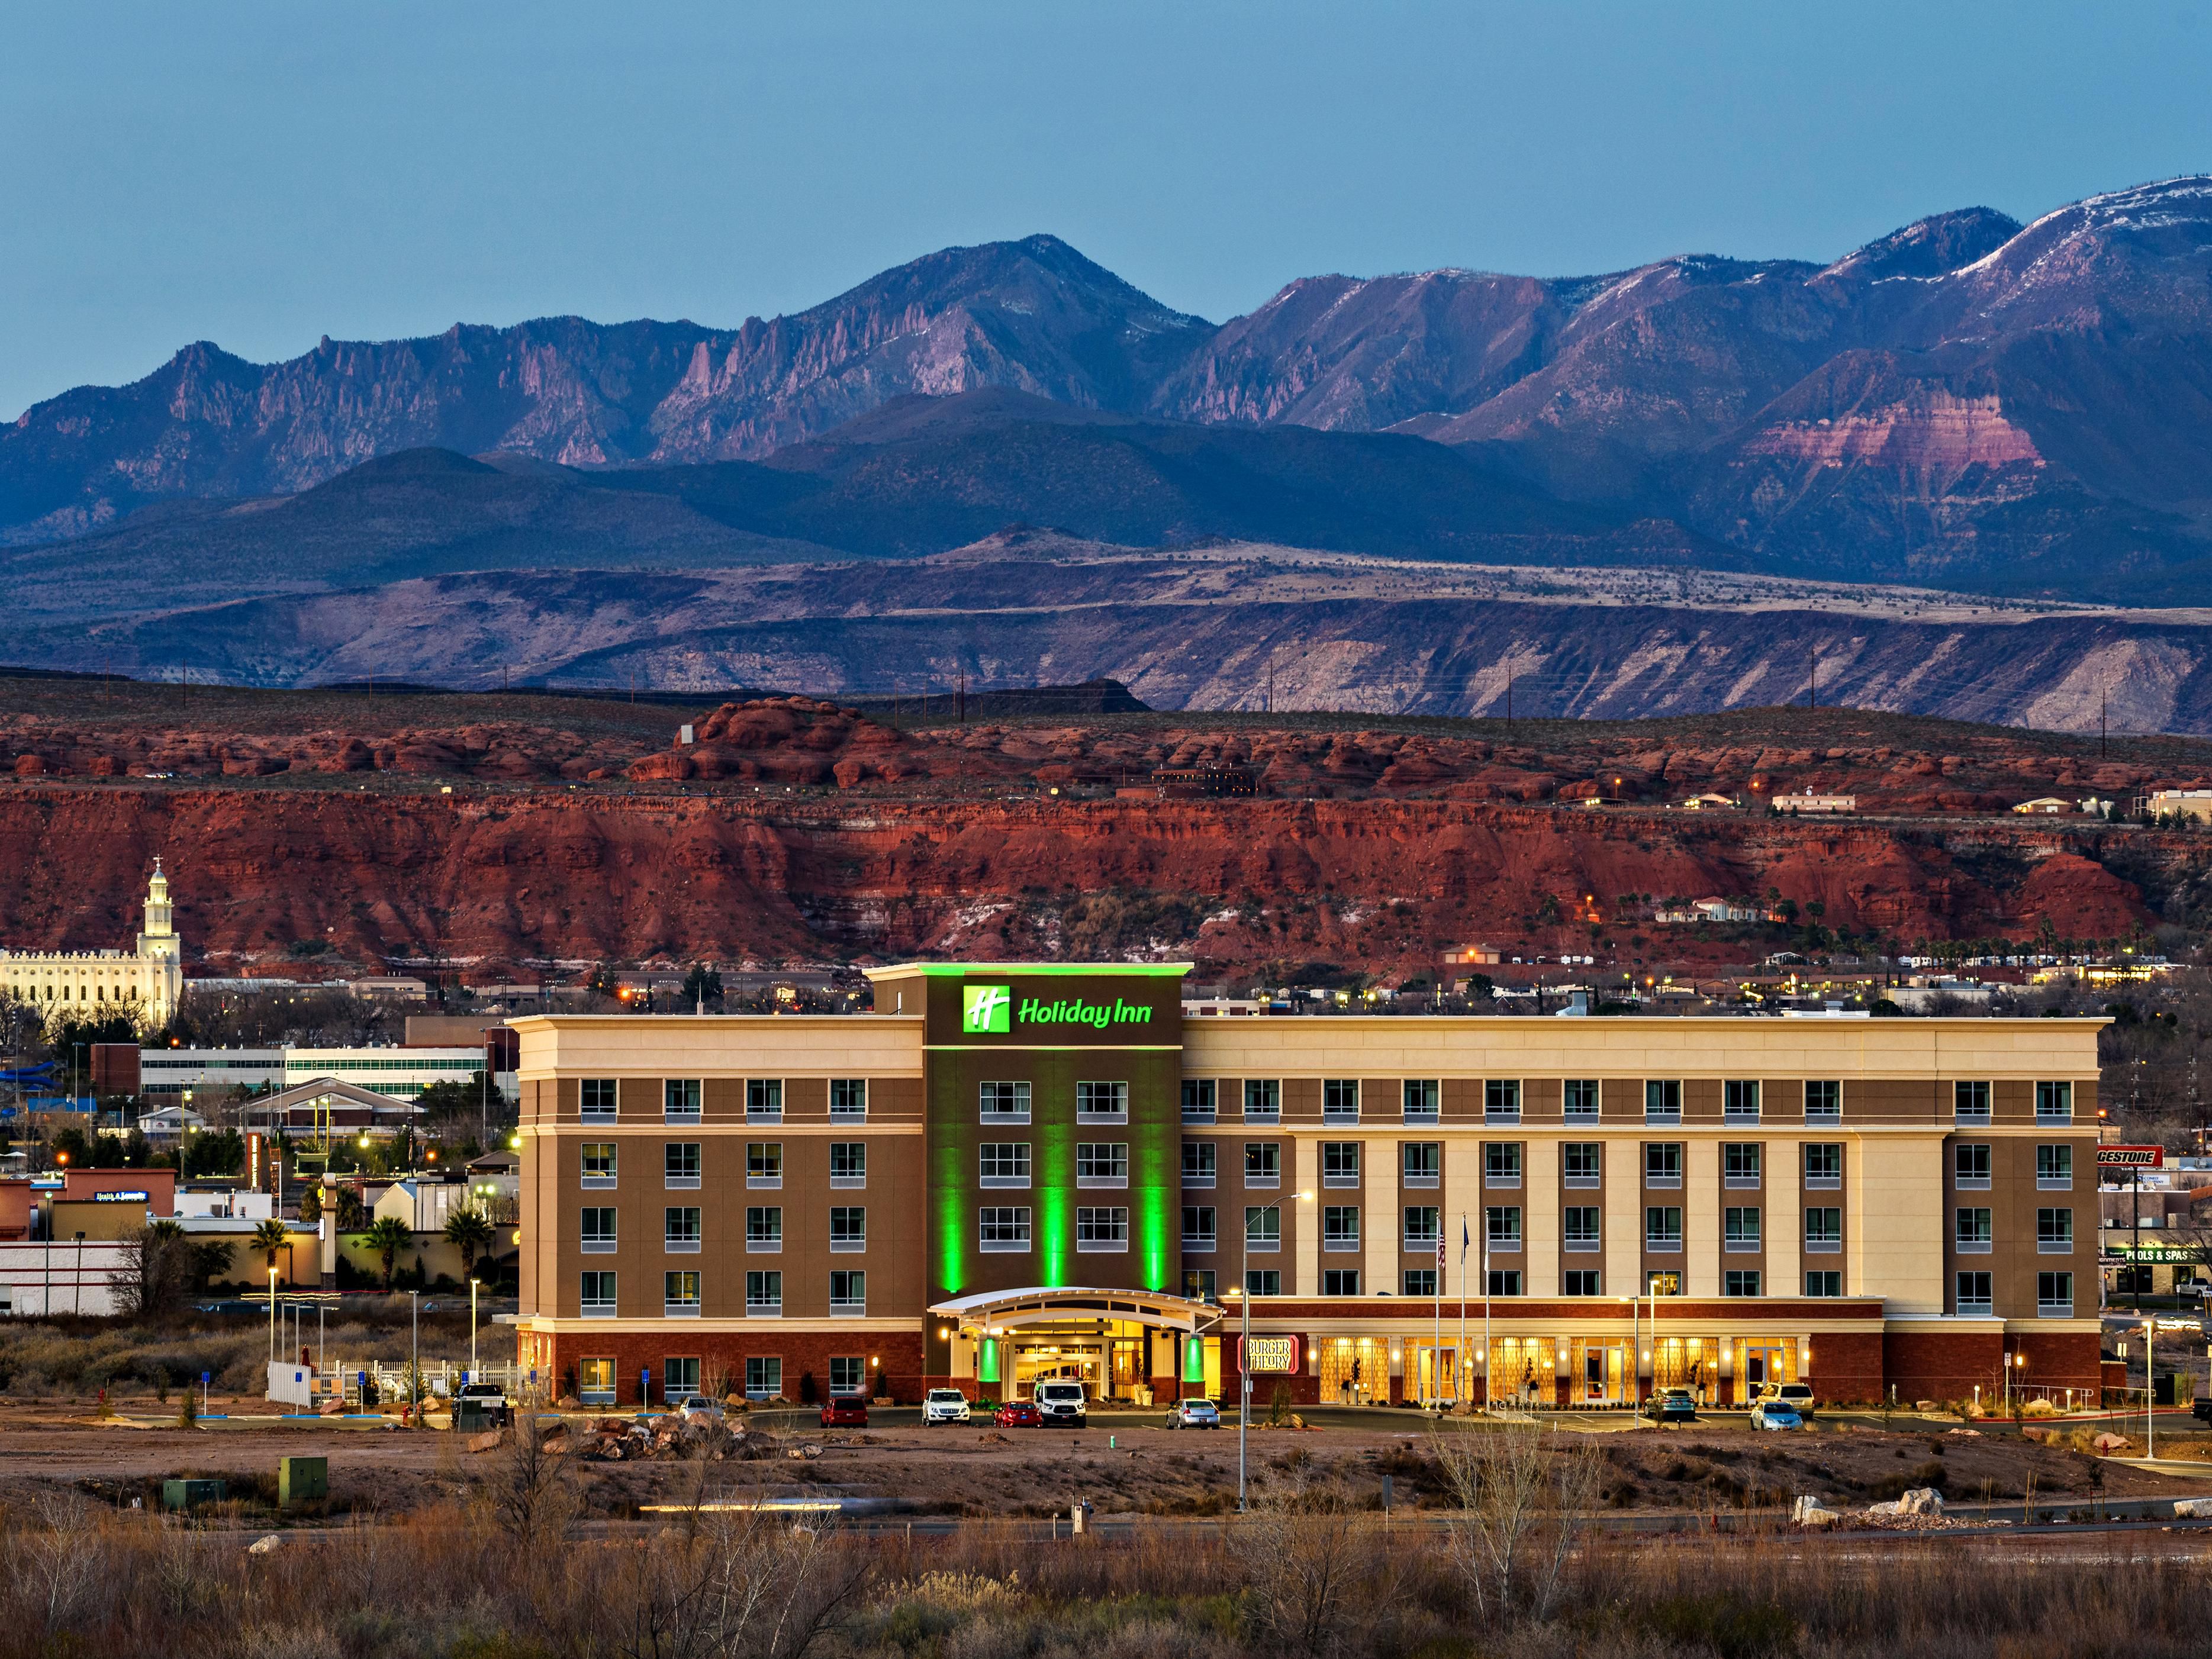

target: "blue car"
[1750,1400,1805,1431]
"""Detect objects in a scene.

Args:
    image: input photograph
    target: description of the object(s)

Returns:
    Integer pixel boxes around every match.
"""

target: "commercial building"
[511,965,2102,1411]
[283,1046,504,1099]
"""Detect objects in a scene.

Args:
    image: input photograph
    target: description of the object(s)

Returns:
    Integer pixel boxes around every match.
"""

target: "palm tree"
[443,1205,494,1283]
[361,1216,413,1293]
[250,1217,291,1271]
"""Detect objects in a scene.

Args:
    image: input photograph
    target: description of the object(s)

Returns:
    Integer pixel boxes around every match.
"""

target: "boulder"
[2094,1432,2132,1452]
[2172,1497,2212,1519]
[1792,1496,1844,1528]
[1866,1487,1944,1518]
[247,1535,284,1555]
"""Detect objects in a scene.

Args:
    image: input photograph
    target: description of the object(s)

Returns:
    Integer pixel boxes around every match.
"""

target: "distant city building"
[1679,793,1739,810]
[0,862,183,1027]
[284,1046,503,1100]
[1772,794,1857,814]
[2145,789,2212,822]
[139,1048,288,1097]
[2012,797,2073,815]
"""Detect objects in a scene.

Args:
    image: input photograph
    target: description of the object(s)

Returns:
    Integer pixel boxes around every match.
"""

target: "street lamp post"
[267,1267,278,1364]
[410,1290,420,1428]
[470,1275,479,1379]
[2145,1316,2156,1462]
[1231,1189,1311,1511]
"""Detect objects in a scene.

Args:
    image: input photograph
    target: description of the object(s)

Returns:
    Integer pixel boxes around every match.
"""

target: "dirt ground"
[3,1394,2207,1524]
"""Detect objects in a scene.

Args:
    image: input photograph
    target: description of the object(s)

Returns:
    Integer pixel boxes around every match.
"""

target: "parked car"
[993,1400,1043,1428]
[922,1388,971,1425]
[1646,1387,1698,1424]
[1754,1381,1817,1422]
[675,1395,725,1423]
[1749,1400,1805,1431]
[819,1397,868,1428]
[1164,1397,1222,1429]
[1034,1379,1089,1428]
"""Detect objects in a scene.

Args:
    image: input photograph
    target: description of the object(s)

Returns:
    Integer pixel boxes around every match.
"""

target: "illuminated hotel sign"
[962,984,1157,1035]
[1239,1335,1302,1374]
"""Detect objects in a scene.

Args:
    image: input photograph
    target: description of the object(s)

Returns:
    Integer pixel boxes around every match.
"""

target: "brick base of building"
[523,1329,927,1408]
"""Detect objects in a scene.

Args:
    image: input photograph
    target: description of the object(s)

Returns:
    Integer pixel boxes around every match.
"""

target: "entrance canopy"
[929,1287,1223,1336]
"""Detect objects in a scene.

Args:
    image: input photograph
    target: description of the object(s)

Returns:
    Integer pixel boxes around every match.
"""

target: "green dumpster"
[161,1478,227,1511]
[279,1455,328,1507]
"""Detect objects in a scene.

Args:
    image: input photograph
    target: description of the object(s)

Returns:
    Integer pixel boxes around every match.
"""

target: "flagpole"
[1457,1215,1468,1409]
[1481,1206,1491,1410]
[1432,1233,1443,1406]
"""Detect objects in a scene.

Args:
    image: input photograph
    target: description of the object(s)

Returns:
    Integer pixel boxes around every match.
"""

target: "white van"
[1034,1379,1089,1428]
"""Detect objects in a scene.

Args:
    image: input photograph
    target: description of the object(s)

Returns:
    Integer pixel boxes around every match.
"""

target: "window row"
[578,1078,869,1125]
[974,1207,1132,1251]
[1952,1207,2073,1252]
[977,1081,1128,1124]
[581,1206,870,1252]
[1952,1081,2075,1123]
[1307,1267,1849,1298]
[581,1141,868,1190]
[1179,1078,1854,1126]
[1953,1270,2075,1317]
[578,1268,872,1317]
[1952,1143,2074,1188]
[575,1353,872,1405]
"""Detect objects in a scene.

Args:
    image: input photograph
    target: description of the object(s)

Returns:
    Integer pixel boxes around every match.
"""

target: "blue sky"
[4,0,2208,419]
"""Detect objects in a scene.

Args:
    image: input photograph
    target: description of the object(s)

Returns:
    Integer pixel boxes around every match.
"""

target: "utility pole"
[957,667,966,725]
[2101,686,2108,759]
[1266,659,1273,715]
[1808,645,1817,710]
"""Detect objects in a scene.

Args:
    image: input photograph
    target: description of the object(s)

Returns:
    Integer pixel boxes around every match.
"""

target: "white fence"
[0,1241,129,1317]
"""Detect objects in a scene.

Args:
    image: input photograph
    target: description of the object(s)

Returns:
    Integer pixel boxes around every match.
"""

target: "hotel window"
[1804,1080,1841,1123]
[1403,1268,1437,1297]
[745,1207,783,1252]
[1723,1143,1761,1188]
[1644,1080,1682,1125]
[1563,1269,1602,1296]
[579,1357,616,1404]
[1485,1205,1522,1251]
[1077,1081,1129,1123]
[1322,1206,1361,1252]
[1486,1270,1522,1296]
[664,1207,701,1253]
[1724,1270,1762,1297]
[582,1142,617,1189]
[1645,1142,1682,1188]
[1644,1206,1682,1251]
[1485,1080,1521,1125]
[1563,1078,1600,1121]
[1245,1142,1281,1187]
[1182,1141,1217,1187]
[1803,1143,1842,1189]
[1722,1080,1760,1125]
[1322,1142,1361,1187]
[1183,1267,1217,1300]
[1077,1142,1128,1187]
[1243,1079,1281,1124]
[2036,1081,2073,1124]
[1323,1079,1360,1125]
[1403,1078,1440,1124]
[1955,1270,1992,1316]
[1805,1270,1841,1297]
[664,1142,700,1189]
[1245,1207,1282,1251]
[664,1271,701,1317]
[1181,1078,1217,1125]
[1183,1206,1217,1251]
[2036,1207,2073,1253]
[2037,1271,2073,1316]
[2037,1144,2073,1190]
[1403,1142,1440,1187]
[1077,1206,1129,1251]
[746,1079,783,1124]
[829,1142,866,1188]
[745,1357,782,1399]
[579,1271,616,1316]
[1483,1142,1522,1188]
[1807,1206,1844,1252]
[1563,1206,1600,1251]
[980,1081,1031,1124]
[581,1078,617,1124]
[580,1209,616,1254]
[1724,1206,1761,1252]
[1955,1080,1991,1124]
[1563,1143,1601,1188]
[664,1078,701,1125]
[1955,1143,1991,1190]
[1245,1268,1282,1296]
[830,1356,867,1396]
[664,1358,700,1403]
[1953,1207,1991,1253]
[829,1078,867,1121]
[1403,1206,1441,1251]
[978,1143,1031,1188]
[980,1207,1032,1252]
[830,1270,866,1315]
[1322,1268,1362,1296]
[829,1206,866,1252]
[746,1142,783,1188]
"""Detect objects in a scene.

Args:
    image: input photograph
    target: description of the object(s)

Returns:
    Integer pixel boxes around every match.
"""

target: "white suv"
[1035,1380,1088,1428]
[922,1388,971,1425]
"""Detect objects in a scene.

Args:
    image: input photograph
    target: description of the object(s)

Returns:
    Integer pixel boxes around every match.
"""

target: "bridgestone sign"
[2098,1145,2165,1170]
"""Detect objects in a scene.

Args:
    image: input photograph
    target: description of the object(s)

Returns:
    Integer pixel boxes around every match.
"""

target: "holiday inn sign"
[962,984,1158,1034]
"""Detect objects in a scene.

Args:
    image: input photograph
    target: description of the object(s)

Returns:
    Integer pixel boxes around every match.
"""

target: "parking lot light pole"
[2145,1317,2156,1462]
[1225,1284,1250,1511]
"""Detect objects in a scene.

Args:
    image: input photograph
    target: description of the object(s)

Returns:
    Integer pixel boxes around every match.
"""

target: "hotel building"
[511,964,2102,1411]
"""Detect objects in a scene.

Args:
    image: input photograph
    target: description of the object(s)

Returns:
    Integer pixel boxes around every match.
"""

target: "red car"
[819,1398,868,1428]
[993,1400,1042,1428]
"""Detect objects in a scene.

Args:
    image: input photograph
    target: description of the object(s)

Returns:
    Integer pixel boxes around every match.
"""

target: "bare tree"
[484,1418,581,1547]
[606,1507,870,1659]
[7,1490,104,1633]
[109,1221,192,1316]
[1225,1463,1384,1654]
[1430,1418,1606,1626]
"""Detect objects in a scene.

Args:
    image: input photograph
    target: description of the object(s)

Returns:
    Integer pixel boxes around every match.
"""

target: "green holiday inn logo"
[961,982,1154,1033]
[962,985,1012,1033]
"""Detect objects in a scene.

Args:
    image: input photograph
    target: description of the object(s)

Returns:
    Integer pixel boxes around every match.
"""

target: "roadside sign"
[1237,1335,1302,1374]
[2098,1145,2165,1170]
